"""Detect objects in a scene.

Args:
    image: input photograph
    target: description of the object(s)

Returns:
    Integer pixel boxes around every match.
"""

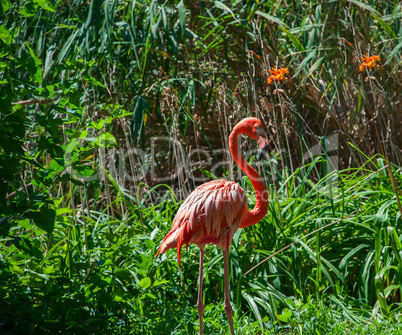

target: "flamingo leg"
[197,248,205,335]
[223,250,235,335]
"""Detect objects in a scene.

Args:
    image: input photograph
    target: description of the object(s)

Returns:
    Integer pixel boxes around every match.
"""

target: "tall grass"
[1,152,401,333]
[1,0,402,334]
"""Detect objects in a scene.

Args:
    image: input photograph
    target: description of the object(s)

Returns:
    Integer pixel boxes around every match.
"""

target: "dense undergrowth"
[1,0,402,334]
[1,156,402,334]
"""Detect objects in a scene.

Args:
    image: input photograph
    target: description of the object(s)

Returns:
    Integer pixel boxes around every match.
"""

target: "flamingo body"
[157,180,247,267]
[155,117,269,335]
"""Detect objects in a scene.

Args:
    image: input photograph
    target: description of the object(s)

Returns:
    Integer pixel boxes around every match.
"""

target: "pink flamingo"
[155,118,269,335]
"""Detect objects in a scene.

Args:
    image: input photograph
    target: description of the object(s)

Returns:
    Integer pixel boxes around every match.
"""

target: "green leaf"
[256,11,290,29]
[32,0,56,12]
[42,265,55,274]
[131,96,147,147]
[0,0,12,13]
[347,0,380,16]
[153,279,169,286]
[143,292,156,299]
[13,236,33,254]
[371,14,396,38]
[215,1,240,24]
[289,23,325,34]
[10,264,24,275]
[385,39,402,65]
[294,50,317,77]
[25,207,55,235]
[82,74,105,88]
[136,254,152,270]
[20,1,38,17]
[26,43,42,85]
[307,56,325,77]
[138,277,151,289]
[178,0,185,33]
[280,27,305,51]
[95,132,117,147]
[0,25,12,45]
[27,269,49,283]
[277,308,292,322]
[243,292,263,330]
[0,217,11,237]
[49,159,64,172]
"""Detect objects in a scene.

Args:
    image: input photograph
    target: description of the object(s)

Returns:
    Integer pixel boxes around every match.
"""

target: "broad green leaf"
[95,132,117,147]
[25,207,55,235]
[307,56,325,77]
[0,0,11,12]
[33,0,56,12]
[289,23,324,34]
[294,50,317,77]
[131,96,147,147]
[12,236,33,254]
[277,308,292,322]
[347,0,380,16]
[215,1,240,24]
[136,254,152,270]
[153,279,169,286]
[178,0,185,33]
[143,293,156,299]
[56,207,71,215]
[27,269,49,283]
[381,11,402,22]
[256,11,290,29]
[0,25,12,44]
[49,159,64,172]
[243,292,263,329]
[371,15,396,38]
[10,264,24,275]
[385,39,402,65]
[138,277,151,289]
[26,43,42,85]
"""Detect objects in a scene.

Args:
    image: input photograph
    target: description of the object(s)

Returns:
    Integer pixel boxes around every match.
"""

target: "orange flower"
[267,67,289,85]
[359,55,380,72]
[340,37,352,46]
[248,50,260,59]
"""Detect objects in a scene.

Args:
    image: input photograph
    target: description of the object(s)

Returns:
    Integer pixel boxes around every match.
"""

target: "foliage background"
[1,0,402,334]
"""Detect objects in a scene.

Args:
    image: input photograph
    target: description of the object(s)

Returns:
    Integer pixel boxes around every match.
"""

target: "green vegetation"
[1,0,401,334]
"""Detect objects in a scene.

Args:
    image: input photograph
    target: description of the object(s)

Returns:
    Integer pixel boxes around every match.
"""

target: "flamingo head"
[238,118,269,161]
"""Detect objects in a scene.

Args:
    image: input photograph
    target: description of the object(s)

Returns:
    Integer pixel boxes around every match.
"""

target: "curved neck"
[229,124,269,228]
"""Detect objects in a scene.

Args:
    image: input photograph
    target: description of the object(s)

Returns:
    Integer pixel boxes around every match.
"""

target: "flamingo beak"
[257,130,269,161]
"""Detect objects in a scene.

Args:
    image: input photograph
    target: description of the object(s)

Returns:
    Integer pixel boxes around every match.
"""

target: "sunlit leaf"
[0,25,12,44]
[138,277,151,289]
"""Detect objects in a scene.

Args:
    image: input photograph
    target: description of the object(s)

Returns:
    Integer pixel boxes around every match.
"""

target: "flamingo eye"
[254,124,264,134]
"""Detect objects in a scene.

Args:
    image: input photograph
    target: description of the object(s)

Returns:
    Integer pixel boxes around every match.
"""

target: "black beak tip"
[257,145,269,161]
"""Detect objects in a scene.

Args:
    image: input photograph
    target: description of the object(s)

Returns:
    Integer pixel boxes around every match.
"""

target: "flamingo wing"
[156,180,247,267]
